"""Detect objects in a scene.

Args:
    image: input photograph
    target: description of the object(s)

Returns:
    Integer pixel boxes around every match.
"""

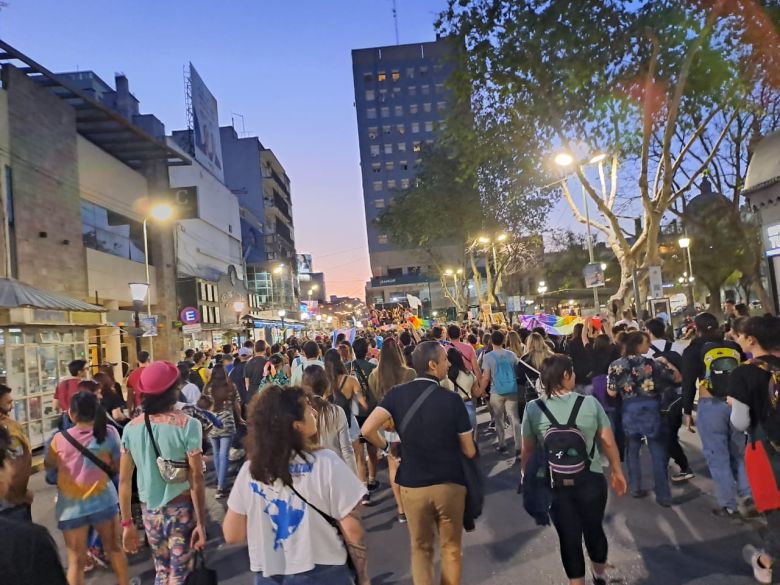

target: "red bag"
[745,439,780,512]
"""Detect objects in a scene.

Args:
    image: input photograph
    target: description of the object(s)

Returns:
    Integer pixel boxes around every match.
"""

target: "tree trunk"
[751,278,776,315]
[705,282,723,315]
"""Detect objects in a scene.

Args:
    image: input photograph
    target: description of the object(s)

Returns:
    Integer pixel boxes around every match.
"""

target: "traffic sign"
[180,307,200,325]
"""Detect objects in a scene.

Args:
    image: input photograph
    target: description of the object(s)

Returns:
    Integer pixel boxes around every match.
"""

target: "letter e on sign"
[180,307,200,325]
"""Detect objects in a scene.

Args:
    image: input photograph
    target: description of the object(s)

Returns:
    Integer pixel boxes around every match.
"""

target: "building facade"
[351,38,460,312]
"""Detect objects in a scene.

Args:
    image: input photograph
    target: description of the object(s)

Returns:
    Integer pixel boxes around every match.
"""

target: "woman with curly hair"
[223,386,369,584]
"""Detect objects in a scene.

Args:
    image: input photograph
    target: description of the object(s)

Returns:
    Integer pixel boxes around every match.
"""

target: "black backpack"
[649,340,683,372]
[188,367,205,391]
[535,395,596,489]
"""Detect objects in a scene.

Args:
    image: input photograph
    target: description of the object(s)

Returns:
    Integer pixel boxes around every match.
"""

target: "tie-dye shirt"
[45,426,120,522]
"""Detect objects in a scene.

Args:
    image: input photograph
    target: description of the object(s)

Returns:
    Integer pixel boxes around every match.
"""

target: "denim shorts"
[57,504,118,531]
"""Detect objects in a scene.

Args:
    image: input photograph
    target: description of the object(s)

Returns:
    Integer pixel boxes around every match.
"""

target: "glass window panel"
[26,347,40,394]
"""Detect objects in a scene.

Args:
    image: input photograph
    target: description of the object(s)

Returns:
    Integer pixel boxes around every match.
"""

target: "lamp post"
[129,282,149,360]
[142,203,174,318]
[678,237,695,310]
[272,264,285,310]
[278,309,286,342]
[537,281,548,312]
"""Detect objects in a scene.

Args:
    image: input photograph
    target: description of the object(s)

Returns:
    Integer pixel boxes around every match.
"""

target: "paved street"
[31,408,764,585]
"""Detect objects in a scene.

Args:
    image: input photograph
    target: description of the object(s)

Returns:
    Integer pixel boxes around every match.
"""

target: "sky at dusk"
[2,0,450,299]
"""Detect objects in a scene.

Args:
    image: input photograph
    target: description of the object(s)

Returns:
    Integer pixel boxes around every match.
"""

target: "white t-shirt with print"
[227,449,366,576]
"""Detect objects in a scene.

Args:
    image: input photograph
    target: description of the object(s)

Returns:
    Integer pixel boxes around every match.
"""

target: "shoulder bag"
[145,414,190,484]
[60,429,116,479]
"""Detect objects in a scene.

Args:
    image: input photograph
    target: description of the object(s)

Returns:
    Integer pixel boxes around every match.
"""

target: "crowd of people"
[0,305,779,585]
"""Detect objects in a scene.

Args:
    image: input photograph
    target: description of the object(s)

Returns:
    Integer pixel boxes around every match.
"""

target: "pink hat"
[137,361,180,395]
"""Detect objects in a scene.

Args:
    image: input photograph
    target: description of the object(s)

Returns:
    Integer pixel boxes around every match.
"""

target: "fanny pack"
[145,414,189,484]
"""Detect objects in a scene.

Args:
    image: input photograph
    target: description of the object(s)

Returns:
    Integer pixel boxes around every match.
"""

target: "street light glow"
[478,236,490,244]
[232,301,245,313]
[149,202,174,222]
[600,263,607,271]
[678,237,691,248]
[589,153,607,164]
[457,268,463,275]
[554,152,574,167]
[129,282,149,303]
[445,269,454,276]
[278,309,286,318]
[273,264,285,274]
[497,233,508,242]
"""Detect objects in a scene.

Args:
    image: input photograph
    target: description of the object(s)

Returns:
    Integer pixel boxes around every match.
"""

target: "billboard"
[583,263,605,288]
[189,64,224,182]
[297,254,313,274]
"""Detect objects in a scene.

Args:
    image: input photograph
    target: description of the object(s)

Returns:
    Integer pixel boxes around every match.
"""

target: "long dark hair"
[70,391,108,443]
[93,372,116,399]
[323,348,347,398]
[540,354,574,398]
[694,312,723,343]
[205,364,234,411]
[142,385,179,415]
[376,338,408,401]
[447,346,467,383]
[247,385,311,486]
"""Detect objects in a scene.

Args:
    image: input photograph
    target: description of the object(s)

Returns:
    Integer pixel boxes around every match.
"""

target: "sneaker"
[712,507,739,518]
[671,470,695,482]
[743,544,772,584]
[214,489,226,500]
[367,480,380,492]
[398,513,407,524]
[361,492,371,506]
[630,489,648,499]
[739,497,759,519]
[592,573,608,585]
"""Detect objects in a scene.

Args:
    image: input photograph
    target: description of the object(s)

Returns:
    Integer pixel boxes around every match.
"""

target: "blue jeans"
[696,397,751,509]
[622,398,671,503]
[255,564,352,584]
[464,400,477,437]
[210,435,233,490]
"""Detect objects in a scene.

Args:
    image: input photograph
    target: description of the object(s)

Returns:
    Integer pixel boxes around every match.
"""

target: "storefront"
[743,130,780,314]
[0,279,105,449]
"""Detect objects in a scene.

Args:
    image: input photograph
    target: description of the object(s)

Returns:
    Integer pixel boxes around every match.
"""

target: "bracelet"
[120,519,133,528]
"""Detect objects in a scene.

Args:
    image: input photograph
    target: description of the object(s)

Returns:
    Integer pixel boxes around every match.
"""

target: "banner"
[190,64,224,182]
[515,313,599,336]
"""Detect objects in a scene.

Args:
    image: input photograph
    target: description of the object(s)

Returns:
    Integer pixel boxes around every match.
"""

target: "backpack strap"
[566,394,585,427]
[649,344,662,357]
[535,399,560,427]
[144,413,163,459]
[353,363,370,393]
[398,383,438,436]
[60,429,115,478]
[664,341,673,353]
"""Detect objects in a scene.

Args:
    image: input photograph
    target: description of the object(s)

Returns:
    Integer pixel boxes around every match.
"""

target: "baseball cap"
[238,347,252,357]
[137,361,180,395]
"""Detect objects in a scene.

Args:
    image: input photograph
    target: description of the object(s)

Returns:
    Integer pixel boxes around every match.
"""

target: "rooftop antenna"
[391,0,399,45]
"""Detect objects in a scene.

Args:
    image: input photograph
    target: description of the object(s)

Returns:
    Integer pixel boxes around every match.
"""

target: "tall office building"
[352,38,460,311]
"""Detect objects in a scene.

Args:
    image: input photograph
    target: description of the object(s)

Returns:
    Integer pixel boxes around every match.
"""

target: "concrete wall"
[86,248,157,305]
[3,65,88,299]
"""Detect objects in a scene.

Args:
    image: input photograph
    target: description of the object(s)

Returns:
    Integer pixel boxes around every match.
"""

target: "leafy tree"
[436,0,780,310]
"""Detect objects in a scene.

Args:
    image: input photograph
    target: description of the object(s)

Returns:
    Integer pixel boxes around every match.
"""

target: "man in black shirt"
[361,341,476,585]
[244,340,269,397]
[0,426,67,585]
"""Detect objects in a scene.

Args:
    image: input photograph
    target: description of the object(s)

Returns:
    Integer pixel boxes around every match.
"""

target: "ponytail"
[69,391,107,444]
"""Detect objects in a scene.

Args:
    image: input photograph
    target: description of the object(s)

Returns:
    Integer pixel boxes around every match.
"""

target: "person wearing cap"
[118,361,206,583]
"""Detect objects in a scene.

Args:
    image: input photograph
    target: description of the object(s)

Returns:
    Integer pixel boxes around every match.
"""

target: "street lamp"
[278,309,287,340]
[432,310,438,318]
[678,237,695,310]
[141,203,174,317]
[537,281,548,312]
[129,282,149,360]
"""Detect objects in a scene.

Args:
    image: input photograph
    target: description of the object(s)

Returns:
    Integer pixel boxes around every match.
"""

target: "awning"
[0,278,105,312]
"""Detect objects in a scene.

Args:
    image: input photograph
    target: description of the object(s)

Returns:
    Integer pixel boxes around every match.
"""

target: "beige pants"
[400,483,467,585]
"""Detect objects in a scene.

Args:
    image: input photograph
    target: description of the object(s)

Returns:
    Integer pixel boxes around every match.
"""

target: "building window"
[423,102,432,112]
[437,101,447,112]
[378,234,389,245]
[368,126,378,140]
[408,85,417,96]
[81,200,149,264]
[378,88,388,101]
[366,108,377,119]
[406,67,415,78]
[380,106,390,118]
[439,120,447,131]
[363,73,373,83]
[392,87,401,97]
[409,104,418,114]
[373,181,383,191]
[370,144,380,157]
[400,160,408,170]
[394,105,403,117]
[397,142,407,152]
[377,71,387,82]
[421,84,430,95]
[365,90,375,101]
[426,139,434,145]
[374,199,385,208]
[413,141,422,152]
[387,267,403,277]
[396,124,405,135]
[383,143,393,155]
[435,83,444,93]
[391,70,400,81]
[415,158,422,168]
[383,125,391,135]
[420,65,429,76]
[385,161,395,171]
[387,179,397,189]
[371,163,381,173]
[401,178,410,188]
[407,266,421,275]
[425,121,434,132]
[411,122,420,134]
